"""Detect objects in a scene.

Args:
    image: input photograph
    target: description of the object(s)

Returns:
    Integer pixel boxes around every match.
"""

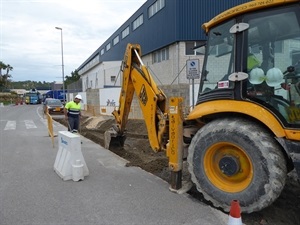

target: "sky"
[0,0,147,82]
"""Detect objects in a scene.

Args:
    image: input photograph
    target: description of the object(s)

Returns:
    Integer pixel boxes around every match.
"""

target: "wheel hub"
[219,155,240,176]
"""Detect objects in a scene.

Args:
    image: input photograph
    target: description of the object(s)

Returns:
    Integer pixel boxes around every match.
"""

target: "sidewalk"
[49,121,229,225]
[1,114,229,225]
[73,111,230,224]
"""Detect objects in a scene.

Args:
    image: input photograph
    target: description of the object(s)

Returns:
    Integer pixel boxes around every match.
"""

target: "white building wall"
[99,87,121,115]
[80,42,204,90]
[81,61,122,91]
[142,42,203,85]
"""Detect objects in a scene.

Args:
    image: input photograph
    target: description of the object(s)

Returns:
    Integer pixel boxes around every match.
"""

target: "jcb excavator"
[105,0,300,213]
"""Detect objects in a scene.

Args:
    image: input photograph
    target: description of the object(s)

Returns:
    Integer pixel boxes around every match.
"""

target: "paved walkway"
[1,106,229,225]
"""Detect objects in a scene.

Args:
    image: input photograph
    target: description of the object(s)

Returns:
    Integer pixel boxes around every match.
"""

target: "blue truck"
[24,89,42,104]
[43,90,67,103]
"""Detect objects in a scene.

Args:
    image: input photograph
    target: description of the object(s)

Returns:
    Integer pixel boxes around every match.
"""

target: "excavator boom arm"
[105,43,185,190]
[112,44,168,151]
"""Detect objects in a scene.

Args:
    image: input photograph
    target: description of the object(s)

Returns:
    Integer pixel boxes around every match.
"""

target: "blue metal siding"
[175,0,204,40]
[175,0,250,40]
[78,0,249,71]
[97,0,176,61]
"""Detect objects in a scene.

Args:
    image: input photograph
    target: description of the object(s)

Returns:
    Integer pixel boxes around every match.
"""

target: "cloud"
[0,0,146,82]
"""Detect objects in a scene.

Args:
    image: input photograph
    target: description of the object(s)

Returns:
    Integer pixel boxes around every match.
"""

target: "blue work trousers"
[68,116,80,132]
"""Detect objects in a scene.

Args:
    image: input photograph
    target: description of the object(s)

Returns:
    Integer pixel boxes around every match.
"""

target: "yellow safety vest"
[65,101,81,117]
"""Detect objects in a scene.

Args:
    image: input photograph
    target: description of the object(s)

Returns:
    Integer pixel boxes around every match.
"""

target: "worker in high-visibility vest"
[64,94,82,133]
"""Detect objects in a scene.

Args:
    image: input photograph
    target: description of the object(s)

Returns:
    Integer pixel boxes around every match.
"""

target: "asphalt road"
[0,104,228,225]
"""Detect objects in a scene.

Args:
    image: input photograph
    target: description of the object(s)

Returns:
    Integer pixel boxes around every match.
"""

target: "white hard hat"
[249,68,265,85]
[266,68,283,87]
[75,94,82,100]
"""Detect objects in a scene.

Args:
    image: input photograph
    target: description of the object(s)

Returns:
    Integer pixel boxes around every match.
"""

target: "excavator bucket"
[104,127,126,149]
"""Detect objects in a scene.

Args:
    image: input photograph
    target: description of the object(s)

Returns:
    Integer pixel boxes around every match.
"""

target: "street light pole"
[55,26,66,103]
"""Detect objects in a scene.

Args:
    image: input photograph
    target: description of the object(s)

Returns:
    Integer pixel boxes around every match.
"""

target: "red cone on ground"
[228,200,242,225]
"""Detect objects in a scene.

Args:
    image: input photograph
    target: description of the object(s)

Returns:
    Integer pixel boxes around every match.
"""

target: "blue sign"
[186,59,200,79]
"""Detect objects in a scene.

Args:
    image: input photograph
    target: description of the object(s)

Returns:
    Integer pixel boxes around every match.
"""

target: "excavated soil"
[55,115,300,225]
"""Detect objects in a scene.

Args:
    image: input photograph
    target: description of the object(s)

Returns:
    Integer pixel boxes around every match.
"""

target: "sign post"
[186,59,200,108]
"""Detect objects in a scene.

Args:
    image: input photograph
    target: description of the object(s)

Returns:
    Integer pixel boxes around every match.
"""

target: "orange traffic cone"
[228,200,242,225]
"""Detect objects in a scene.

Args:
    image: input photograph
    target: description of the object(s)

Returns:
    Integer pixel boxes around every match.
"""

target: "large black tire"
[187,118,287,213]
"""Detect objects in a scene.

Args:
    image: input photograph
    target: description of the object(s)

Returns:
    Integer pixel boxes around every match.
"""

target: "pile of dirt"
[55,116,300,225]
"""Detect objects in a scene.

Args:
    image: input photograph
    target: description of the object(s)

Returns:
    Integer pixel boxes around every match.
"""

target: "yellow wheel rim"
[203,142,253,193]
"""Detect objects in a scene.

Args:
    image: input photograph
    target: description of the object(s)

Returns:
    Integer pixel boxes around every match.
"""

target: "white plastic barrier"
[54,131,89,181]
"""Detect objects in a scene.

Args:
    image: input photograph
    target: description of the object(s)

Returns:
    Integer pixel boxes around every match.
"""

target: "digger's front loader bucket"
[104,127,126,149]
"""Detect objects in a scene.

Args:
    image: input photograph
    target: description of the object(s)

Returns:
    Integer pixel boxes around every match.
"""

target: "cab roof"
[202,0,299,33]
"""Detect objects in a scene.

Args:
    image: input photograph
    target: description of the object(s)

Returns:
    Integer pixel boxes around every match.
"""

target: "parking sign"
[186,59,200,79]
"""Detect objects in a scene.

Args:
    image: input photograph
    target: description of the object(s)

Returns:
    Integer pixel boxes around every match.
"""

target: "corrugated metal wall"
[78,0,249,71]
[175,0,249,40]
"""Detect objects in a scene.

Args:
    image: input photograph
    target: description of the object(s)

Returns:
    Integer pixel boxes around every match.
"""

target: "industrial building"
[77,0,249,92]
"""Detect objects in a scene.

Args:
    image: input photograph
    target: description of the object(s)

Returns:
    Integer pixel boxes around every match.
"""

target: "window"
[113,36,119,45]
[133,14,143,31]
[292,50,300,65]
[152,47,169,63]
[95,74,98,87]
[85,77,89,90]
[186,41,206,55]
[148,0,165,18]
[161,49,166,60]
[274,41,283,53]
[106,43,111,51]
[244,9,300,126]
[200,19,235,92]
[100,49,104,55]
[122,26,129,39]
[111,76,116,82]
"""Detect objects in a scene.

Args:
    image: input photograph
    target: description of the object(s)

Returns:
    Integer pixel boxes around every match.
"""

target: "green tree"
[0,61,13,91]
[65,69,80,86]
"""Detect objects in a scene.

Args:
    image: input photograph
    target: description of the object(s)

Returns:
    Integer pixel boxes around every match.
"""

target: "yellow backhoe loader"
[105,0,300,213]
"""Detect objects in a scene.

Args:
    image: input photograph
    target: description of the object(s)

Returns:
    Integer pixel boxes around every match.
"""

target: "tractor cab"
[198,2,300,128]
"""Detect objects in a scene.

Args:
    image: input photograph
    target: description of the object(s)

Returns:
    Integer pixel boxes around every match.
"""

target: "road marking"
[4,121,16,130]
[2,119,63,130]
[24,120,37,129]
[3,120,37,130]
